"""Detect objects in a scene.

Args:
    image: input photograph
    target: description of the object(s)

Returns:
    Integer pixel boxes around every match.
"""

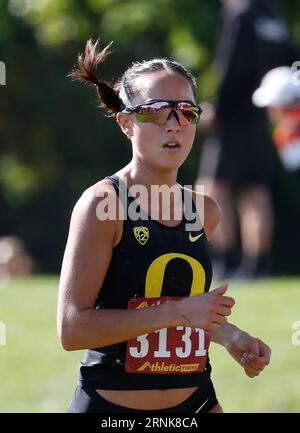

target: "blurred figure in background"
[0,236,33,282]
[253,65,300,182]
[195,0,297,279]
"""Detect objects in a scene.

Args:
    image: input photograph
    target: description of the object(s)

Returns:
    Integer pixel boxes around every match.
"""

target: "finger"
[211,283,228,296]
[219,296,235,308]
[242,358,265,372]
[245,368,260,378]
[242,353,268,372]
[245,365,262,377]
[258,340,272,361]
[213,315,228,326]
[241,360,261,377]
[217,305,232,317]
[247,352,270,366]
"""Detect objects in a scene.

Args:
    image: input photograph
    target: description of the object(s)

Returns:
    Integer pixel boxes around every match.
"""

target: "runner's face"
[124,72,197,173]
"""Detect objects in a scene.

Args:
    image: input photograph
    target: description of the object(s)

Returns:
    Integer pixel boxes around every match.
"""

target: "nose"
[165,110,181,132]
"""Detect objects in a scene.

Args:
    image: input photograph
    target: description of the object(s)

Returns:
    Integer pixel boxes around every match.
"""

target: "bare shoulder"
[188,187,221,241]
[75,178,117,213]
[70,178,120,246]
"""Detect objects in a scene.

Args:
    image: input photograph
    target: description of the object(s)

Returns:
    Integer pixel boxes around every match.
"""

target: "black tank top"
[78,175,213,390]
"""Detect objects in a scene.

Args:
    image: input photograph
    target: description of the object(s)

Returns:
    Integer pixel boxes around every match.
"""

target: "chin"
[157,157,186,172]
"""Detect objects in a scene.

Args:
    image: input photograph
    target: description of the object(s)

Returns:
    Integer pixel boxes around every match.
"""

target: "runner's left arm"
[211,323,271,378]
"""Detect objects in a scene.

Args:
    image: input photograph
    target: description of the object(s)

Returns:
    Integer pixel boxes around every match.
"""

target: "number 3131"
[129,327,207,358]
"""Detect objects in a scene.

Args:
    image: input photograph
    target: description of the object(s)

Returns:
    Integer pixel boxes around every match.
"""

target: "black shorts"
[67,383,218,413]
[198,122,274,188]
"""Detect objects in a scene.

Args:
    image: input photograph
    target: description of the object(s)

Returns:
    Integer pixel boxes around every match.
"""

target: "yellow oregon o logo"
[145,253,205,298]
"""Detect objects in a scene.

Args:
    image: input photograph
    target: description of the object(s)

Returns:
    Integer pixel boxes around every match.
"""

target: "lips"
[162,142,181,149]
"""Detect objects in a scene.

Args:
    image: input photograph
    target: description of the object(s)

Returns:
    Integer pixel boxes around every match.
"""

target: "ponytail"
[69,39,124,114]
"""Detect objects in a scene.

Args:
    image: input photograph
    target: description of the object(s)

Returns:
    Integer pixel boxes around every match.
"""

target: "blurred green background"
[0,0,300,413]
[1,0,300,274]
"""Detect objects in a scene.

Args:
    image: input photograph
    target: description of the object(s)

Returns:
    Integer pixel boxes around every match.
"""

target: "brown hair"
[70,39,198,115]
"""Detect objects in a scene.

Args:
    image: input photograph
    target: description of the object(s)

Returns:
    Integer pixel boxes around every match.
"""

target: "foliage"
[0,0,300,272]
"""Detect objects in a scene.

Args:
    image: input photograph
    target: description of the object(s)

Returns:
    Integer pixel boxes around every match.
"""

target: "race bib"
[125,297,210,374]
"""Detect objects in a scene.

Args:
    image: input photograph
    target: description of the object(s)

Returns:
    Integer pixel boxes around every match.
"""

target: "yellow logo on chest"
[133,226,149,245]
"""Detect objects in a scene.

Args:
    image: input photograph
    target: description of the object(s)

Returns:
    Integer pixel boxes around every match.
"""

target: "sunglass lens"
[136,102,171,125]
[177,103,200,125]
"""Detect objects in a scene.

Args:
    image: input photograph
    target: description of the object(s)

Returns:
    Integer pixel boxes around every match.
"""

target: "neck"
[119,157,179,190]
[116,158,183,222]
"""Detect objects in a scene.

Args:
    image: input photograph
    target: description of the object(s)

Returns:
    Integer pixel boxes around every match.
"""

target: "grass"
[210,278,300,413]
[0,275,299,412]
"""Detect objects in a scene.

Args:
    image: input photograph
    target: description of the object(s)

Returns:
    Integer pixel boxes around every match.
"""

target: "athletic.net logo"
[137,361,200,373]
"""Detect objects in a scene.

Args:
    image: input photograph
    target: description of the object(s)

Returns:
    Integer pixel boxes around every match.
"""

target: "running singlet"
[78,175,213,390]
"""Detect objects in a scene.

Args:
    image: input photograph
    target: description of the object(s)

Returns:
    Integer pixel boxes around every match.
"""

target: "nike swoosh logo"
[189,232,203,242]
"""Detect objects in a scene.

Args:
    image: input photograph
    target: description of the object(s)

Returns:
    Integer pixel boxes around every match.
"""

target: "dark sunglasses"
[122,100,203,126]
